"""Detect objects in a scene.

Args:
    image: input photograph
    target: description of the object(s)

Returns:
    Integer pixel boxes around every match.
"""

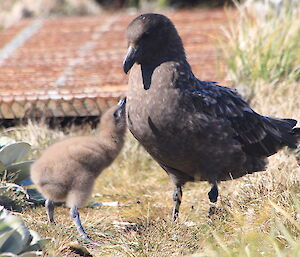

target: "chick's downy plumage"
[31,99,126,241]
[123,13,299,219]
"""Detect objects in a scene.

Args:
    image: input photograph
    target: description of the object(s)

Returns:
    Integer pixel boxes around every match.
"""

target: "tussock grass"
[222,1,300,98]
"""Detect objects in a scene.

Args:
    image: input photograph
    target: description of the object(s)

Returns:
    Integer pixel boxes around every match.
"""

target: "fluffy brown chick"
[31,98,126,241]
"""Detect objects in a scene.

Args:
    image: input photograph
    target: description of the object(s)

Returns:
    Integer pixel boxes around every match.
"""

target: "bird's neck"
[97,125,125,152]
[142,35,186,66]
[167,34,186,61]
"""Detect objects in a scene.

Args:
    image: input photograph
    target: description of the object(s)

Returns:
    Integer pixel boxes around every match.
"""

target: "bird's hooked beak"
[123,46,138,74]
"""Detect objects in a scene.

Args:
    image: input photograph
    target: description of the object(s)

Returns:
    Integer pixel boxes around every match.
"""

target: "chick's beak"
[117,97,126,110]
[115,97,126,118]
[123,46,138,74]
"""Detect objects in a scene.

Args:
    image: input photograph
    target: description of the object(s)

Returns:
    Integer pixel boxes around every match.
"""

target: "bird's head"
[100,98,127,135]
[123,13,184,74]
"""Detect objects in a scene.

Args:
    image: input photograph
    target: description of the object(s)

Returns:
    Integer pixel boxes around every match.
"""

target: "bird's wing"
[184,80,295,156]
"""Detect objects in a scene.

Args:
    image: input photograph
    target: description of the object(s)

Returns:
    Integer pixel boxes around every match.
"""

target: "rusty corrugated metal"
[0,9,233,119]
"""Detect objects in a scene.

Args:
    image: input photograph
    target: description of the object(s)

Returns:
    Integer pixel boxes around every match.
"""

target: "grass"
[2,80,299,256]
[1,1,300,256]
[221,1,300,98]
[2,123,299,256]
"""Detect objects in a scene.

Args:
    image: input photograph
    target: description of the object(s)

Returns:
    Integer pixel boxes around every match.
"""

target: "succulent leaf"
[0,162,5,173]
[0,207,48,255]
[0,142,31,166]
[19,252,43,257]
[0,208,31,254]
[0,230,15,249]
[0,253,19,257]
[5,161,34,184]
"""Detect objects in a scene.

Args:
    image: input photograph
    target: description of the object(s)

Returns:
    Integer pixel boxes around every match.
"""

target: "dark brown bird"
[31,98,126,241]
[123,13,300,220]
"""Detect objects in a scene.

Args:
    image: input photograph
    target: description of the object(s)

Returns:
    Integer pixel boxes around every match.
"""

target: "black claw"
[208,184,218,203]
[173,209,179,221]
[208,206,217,216]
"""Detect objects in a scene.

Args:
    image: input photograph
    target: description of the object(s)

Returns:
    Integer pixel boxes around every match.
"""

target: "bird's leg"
[69,205,93,242]
[172,185,182,221]
[208,183,219,216]
[45,199,55,223]
[208,183,218,203]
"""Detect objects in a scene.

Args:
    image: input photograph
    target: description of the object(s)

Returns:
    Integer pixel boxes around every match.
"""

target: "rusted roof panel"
[0,9,232,119]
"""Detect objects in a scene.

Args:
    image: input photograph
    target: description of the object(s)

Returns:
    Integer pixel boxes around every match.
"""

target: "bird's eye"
[113,110,119,119]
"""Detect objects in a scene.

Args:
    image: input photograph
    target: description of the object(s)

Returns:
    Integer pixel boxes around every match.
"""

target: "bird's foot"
[208,205,217,216]
[79,233,101,246]
[208,204,224,217]
[172,208,179,221]
[208,184,218,203]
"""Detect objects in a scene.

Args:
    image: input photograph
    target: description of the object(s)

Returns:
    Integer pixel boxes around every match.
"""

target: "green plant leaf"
[28,230,40,246]
[0,227,31,254]
[0,208,47,255]
[26,236,51,252]
[0,142,31,166]
[19,252,43,257]
[0,229,15,249]
[5,160,34,184]
[0,253,18,257]
[0,208,31,254]
[0,161,5,173]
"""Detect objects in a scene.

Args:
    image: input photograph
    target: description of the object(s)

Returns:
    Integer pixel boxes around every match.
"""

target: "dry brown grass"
[3,78,299,256]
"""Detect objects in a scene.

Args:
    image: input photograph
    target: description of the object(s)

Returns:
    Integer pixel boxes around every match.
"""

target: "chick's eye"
[113,110,121,123]
[113,110,118,119]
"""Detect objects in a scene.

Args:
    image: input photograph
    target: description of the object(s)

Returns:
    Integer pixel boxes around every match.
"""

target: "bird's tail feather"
[267,117,299,149]
[282,118,297,127]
